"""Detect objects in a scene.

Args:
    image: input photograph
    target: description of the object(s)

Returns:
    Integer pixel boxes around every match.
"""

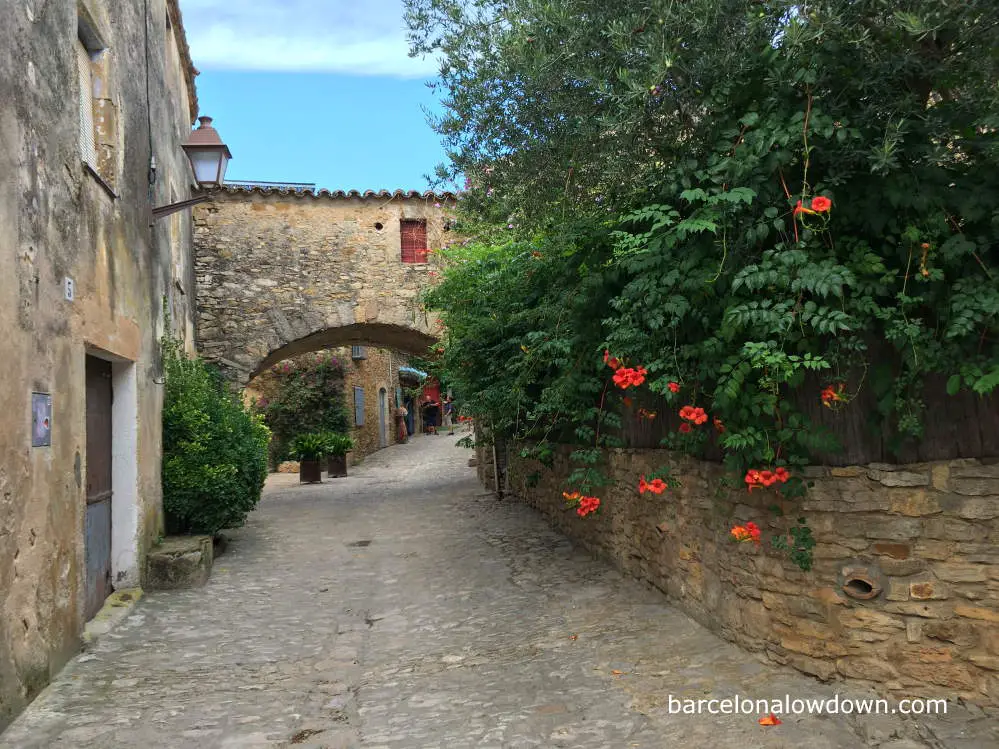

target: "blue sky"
[181,0,450,191]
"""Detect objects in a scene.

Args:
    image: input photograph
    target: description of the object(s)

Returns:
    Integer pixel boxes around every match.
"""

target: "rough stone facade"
[492,446,999,706]
[0,0,199,730]
[194,189,452,386]
[339,346,407,465]
[243,346,410,467]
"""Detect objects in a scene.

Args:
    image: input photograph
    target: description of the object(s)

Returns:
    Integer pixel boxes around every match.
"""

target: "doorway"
[378,388,388,448]
[84,356,113,620]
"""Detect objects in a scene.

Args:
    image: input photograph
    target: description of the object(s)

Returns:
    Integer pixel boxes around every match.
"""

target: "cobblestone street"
[2,435,996,749]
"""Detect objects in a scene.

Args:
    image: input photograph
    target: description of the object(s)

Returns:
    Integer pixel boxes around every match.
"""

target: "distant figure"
[396,404,408,444]
[404,397,415,436]
[422,397,440,435]
[443,395,456,435]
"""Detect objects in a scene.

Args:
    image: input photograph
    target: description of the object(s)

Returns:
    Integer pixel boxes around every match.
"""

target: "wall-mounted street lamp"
[151,115,232,221]
[182,116,232,188]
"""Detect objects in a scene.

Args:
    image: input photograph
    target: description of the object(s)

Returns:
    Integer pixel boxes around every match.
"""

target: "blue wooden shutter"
[353,386,365,426]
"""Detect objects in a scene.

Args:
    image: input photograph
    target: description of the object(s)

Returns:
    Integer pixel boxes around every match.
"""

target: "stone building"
[0,0,200,729]
[193,187,454,387]
[341,346,402,461]
[341,347,447,461]
[193,188,454,467]
[243,345,421,467]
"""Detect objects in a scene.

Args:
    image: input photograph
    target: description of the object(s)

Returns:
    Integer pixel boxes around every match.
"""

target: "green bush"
[161,335,270,535]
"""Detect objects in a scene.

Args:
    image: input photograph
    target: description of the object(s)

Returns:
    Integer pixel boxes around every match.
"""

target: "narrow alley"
[1,436,993,749]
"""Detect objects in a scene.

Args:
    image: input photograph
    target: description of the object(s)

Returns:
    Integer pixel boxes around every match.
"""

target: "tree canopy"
[408,0,999,567]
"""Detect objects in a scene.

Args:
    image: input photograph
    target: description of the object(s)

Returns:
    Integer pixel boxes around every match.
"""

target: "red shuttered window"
[400,219,428,263]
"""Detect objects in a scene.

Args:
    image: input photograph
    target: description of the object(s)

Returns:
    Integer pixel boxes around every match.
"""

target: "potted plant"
[325,433,355,478]
[291,433,327,483]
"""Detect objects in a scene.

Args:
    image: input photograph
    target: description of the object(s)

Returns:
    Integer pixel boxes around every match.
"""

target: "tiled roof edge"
[216,185,458,200]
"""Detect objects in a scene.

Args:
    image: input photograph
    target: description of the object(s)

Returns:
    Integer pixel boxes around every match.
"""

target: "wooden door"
[85,356,113,620]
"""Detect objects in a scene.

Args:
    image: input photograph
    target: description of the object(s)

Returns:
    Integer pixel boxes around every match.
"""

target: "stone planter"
[327,454,348,478]
[147,536,213,589]
[299,459,322,483]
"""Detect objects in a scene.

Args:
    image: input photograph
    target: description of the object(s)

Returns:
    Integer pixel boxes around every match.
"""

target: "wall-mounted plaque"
[32,392,52,447]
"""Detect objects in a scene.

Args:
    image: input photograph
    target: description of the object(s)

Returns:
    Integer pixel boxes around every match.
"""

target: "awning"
[398,366,428,380]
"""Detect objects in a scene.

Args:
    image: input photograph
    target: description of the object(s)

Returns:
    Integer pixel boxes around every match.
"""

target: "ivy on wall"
[251,352,350,466]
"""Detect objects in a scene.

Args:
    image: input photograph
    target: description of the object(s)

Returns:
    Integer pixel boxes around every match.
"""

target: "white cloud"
[180,0,439,77]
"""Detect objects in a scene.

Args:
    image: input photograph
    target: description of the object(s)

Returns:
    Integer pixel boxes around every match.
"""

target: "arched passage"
[246,323,437,386]
[240,327,435,467]
[204,321,437,388]
[193,187,451,386]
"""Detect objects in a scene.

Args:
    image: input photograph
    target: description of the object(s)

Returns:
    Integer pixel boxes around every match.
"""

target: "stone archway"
[246,322,436,386]
[193,187,451,385]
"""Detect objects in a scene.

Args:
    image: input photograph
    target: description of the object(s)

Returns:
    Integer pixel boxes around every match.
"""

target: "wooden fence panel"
[608,374,999,466]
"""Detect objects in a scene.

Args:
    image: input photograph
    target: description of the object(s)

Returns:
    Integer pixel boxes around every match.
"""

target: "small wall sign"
[32,392,52,447]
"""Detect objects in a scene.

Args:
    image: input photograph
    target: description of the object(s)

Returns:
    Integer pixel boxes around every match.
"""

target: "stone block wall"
[340,346,404,464]
[194,190,452,385]
[492,445,999,705]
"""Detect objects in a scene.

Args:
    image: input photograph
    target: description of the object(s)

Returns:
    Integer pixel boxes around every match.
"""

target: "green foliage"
[325,433,356,457]
[290,433,330,462]
[410,0,999,570]
[771,519,817,572]
[254,353,350,464]
[161,333,270,535]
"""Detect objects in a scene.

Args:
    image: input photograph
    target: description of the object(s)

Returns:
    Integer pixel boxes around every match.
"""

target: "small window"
[76,17,116,190]
[400,219,428,263]
[353,386,365,426]
[351,345,367,360]
[75,38,98,169]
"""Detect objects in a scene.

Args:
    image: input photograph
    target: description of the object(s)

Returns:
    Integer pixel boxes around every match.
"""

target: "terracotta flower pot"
[299,459,322,483]
[327,454,348,478]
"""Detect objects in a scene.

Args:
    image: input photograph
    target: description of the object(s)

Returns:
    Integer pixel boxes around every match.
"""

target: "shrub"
[161,334,270,535]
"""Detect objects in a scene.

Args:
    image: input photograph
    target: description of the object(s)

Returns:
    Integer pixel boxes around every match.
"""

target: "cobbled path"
[2,434,996,748]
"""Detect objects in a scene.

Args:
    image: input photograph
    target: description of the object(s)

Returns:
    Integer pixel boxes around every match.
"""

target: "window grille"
[400,219,428,263]
[76,38,98,168]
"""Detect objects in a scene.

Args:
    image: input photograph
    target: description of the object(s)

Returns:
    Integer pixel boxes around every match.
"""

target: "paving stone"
[0,435,995,748]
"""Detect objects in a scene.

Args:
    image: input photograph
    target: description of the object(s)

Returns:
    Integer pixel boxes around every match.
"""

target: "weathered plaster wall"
[0,0,198,729]
[194,190,451,386]
[494,446,999,706]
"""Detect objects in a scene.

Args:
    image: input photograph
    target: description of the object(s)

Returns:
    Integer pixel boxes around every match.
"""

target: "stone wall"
[491,445,999,706]
[340,346,405,464]
[194,189,452,386]
[243,346,409,467]
[0,0,199,729]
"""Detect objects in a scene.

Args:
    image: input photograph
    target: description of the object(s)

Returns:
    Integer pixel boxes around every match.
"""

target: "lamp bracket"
[151,194,211,221]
